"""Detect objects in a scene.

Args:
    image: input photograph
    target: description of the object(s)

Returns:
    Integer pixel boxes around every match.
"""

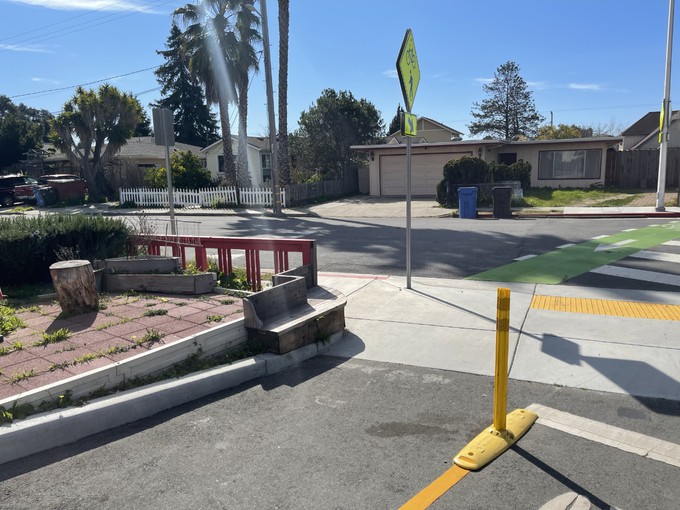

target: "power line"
[9,66,160,99]
[0,0,143,44]
[0,0,176,52]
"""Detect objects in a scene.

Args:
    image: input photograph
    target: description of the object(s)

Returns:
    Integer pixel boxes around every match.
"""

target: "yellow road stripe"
[531,295,680,321]
[399,465,469,510]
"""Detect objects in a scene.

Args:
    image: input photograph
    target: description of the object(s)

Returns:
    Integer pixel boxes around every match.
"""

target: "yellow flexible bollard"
[493,288,510,431]
[453,288,537,471]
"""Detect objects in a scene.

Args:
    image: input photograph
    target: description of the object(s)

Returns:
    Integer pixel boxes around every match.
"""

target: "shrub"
[489,160,531,190]
[0,215,130,286]
[437,157,490,207]
[144,150,217,190]
[436,157,532,208]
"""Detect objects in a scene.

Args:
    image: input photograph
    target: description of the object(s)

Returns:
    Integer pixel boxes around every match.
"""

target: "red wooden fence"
[130,235,317,292]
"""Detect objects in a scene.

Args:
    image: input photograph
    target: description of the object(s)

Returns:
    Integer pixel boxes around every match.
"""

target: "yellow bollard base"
[453,408,538,471]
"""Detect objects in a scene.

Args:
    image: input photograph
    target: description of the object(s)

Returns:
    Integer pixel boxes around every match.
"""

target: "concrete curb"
[0,330,344,466]
[0,320,249,410]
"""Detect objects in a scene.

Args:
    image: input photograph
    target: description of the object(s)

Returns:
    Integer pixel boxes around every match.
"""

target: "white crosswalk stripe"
[591,265,680,287]
[629,250,680,264]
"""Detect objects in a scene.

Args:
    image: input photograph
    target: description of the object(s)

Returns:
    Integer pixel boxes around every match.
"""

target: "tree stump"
[49,260,99,315]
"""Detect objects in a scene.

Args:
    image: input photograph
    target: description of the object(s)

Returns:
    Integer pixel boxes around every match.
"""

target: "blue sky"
[1,0,677,139]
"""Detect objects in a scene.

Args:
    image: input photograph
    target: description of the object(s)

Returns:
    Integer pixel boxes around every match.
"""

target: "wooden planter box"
[104,272,217,295]
[95,256,180,274]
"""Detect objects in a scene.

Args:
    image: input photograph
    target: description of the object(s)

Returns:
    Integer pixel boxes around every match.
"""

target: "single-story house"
[41,136,205,172]
[386,117,464,144]
[352,119,622,197]
[621,110,680,150]
[40,136,206,189]
[114,136,205,167]
[202,136,272,186]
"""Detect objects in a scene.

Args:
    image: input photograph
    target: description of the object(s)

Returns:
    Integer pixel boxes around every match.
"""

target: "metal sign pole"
[164,141,176,236]
[406,136,412,289]
[153,107,176,235]
[397,29,419,291]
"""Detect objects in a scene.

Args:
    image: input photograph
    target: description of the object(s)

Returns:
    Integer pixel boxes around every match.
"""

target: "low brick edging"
[0,327,344,466]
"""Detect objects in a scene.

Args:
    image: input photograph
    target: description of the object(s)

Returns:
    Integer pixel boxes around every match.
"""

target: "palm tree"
[231,4,261,187]
[277,0,290,185]
[174,1,242,187]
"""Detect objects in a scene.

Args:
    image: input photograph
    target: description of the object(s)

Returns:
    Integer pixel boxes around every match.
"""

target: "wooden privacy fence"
[608,149,680,189]
[119,186,286,208]
[130,234,317,292]
[286,168,359,205]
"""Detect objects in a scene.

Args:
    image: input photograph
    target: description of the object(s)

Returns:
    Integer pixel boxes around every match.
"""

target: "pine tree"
[387,104,404,135]
[468,61,544,140]
[134,109,152,136]
[152,22,219,148]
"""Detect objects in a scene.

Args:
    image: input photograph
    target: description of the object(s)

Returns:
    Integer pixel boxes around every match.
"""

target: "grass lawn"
[520,188,646,207]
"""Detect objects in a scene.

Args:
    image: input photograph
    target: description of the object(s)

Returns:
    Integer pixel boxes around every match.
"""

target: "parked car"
[0,174,43,207]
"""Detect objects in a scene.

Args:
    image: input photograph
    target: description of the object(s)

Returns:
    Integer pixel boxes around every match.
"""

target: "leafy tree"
[536,123,589,140]
[292,89,385,180]
[0,114,42,170]
[468,61,544,140]
[583,121,624,137]
[51,84,143,200]
[153,22,219,147]
[134,108,153,137]
[174,1,239,187]
[387,104,404,135]
[144,150,215,189]
[277,0,291,185]
[0,96,52,169]
[13,102,53,143]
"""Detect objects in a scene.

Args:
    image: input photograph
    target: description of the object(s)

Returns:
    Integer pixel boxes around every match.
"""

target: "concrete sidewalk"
[319,273,680,402]
[2,197,679,219]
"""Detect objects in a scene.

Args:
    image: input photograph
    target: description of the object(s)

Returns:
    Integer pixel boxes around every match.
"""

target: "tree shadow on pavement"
[540,334,680,416]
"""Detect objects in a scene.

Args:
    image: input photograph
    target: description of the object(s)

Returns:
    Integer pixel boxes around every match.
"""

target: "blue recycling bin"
[458,187,478,219]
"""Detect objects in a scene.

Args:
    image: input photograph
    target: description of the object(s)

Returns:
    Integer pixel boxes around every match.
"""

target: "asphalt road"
[131,214,680,291]
[2,357,679,510]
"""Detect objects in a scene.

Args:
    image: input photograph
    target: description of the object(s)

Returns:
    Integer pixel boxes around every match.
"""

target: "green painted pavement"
[467,222,680,284]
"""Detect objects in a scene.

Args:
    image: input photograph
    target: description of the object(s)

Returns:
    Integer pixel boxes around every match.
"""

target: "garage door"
[379,152,470,197]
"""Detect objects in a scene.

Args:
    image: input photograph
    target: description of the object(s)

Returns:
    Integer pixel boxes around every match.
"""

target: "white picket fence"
[119,186,286,208]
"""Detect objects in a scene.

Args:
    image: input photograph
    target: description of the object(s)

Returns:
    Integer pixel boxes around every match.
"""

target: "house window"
[217,155,224,173]
[498,153,517,165]
[538,149,602,180]
[261,153,272,183]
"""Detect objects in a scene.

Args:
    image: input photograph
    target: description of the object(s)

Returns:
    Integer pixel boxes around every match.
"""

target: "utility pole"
[259,0,282,215]
[657,0,675,212]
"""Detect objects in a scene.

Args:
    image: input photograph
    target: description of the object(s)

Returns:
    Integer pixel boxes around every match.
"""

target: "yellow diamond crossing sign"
[401,112,417,137]
[397,29,420,112]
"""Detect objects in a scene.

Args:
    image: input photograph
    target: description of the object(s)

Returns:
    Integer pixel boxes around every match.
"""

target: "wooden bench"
[243,266,346,354]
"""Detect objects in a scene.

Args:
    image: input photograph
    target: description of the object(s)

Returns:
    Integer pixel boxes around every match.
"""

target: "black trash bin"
[492,186,512,219]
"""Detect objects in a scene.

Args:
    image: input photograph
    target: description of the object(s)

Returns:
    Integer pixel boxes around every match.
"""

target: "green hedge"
[0,215,131,286]
[436,157,532,208]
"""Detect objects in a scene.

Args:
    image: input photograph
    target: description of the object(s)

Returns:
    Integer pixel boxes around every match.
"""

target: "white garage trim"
[378,151,472,197]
